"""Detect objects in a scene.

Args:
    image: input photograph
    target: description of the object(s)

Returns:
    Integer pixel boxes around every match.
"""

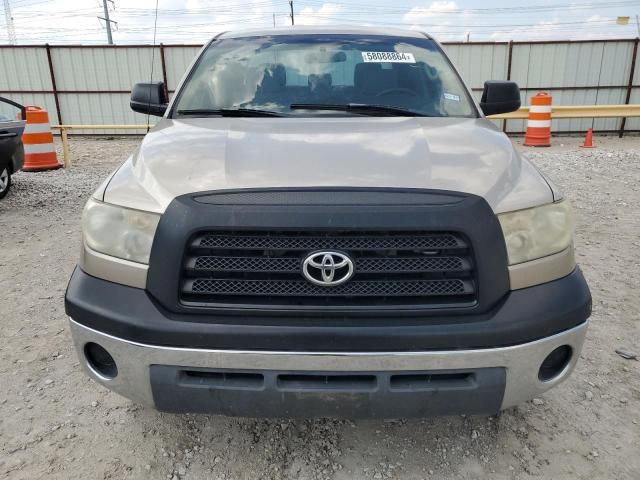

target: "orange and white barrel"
[523,92,552,147]
[22,106,61,172]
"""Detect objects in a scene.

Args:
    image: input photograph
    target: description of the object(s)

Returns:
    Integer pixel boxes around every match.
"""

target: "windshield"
[172,34,476,118]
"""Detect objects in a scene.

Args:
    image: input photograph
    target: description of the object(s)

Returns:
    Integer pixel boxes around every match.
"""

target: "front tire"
[0,167,11,199]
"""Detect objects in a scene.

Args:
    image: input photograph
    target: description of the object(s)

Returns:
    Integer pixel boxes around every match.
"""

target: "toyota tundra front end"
[65,27,591,418]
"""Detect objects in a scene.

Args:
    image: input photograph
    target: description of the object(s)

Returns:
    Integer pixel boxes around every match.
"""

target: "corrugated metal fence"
[0,39,638,134]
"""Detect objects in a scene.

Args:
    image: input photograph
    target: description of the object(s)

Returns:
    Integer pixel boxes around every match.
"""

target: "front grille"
[197,233,462,251]
[189,278,469,297]
[180,231,477,310]
[193,255,466,274]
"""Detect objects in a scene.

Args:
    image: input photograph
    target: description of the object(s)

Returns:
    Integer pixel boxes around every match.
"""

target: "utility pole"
[3,0,16,44]
[289,1,294,26]
[98,0,117,45]
[273,12,276,27]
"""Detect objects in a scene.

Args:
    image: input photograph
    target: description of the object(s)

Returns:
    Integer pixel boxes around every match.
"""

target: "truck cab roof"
[217,25,432,40]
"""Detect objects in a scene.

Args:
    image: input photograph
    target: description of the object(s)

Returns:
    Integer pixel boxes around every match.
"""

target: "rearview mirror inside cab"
[305,51,347,64]
[130,82,168,117]
[480,81,521,116]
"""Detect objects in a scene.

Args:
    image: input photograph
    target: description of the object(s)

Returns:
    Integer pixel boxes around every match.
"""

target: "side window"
[418,50,472,116]
[321,50,358,86]
[285,66,308,87]
[0,97,23,121]
[282,49,357,87]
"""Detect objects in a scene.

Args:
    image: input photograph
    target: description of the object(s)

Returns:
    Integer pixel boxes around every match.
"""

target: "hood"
[103,117,552,214]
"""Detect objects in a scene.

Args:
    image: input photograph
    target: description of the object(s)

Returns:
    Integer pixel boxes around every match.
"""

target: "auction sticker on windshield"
[361,52,416,63]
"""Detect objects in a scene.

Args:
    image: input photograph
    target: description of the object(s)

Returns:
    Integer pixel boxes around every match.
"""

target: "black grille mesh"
[189,278,470,297]
[194,256,299,272]
[356,256,465,273]
[181,231,476,309]
[192,256,466,273]
[196,234,462,251]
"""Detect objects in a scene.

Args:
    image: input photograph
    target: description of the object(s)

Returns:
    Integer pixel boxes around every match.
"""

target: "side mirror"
[480,81,521,116]
[130,82,168,116]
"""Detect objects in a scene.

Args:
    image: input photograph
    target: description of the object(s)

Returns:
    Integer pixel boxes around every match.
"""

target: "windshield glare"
[173,34,476,117]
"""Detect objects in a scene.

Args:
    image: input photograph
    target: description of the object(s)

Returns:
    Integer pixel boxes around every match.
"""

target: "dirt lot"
[1,136,639,480]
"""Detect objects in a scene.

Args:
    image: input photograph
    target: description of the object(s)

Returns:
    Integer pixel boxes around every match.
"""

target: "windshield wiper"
[289,103,430,117]
[176,108,285,117]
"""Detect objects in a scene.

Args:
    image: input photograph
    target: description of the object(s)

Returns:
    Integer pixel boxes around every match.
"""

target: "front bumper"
[66,266,591,417]
[69,318,588,417]
[65,267,591,352]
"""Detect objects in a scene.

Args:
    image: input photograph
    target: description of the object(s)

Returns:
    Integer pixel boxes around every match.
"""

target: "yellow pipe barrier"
[60,127,71,169]
[50,104,640,167]
[53,125,151,167]
[52,125,150,129]
[490,104,640,119]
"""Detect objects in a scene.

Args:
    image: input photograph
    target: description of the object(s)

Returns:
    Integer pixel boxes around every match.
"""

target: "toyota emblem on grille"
[302,251,354,286]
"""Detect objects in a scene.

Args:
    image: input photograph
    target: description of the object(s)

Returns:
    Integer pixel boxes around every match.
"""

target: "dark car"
[0,97,26,199]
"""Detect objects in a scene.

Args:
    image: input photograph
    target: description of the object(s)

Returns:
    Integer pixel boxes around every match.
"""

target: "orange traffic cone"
[21,106,61,172]
[580,128,594,148]
[524,92,552,147]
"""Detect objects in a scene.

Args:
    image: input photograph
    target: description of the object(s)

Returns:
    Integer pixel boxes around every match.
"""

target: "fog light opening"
[84,342,118,380]
[538,345,572,382]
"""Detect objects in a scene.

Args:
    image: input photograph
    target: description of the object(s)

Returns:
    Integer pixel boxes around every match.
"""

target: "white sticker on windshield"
[361,52,416,63]
[444,92,460,102]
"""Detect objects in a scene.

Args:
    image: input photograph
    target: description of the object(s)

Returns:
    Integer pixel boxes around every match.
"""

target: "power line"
[147,0,159,132]
[9,0,55,9]
[295,16,621,28]
[119,1,277,15]
[298,0,638,14]
[2,0,636,43]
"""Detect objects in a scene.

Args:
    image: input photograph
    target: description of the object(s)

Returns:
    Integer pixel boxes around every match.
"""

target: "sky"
[1,0,639,44]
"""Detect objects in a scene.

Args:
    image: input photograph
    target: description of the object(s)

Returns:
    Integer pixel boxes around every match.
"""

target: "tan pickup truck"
[65,26,591,418]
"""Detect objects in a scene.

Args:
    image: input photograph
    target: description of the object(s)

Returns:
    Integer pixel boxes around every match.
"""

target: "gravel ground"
[1,136,639,480]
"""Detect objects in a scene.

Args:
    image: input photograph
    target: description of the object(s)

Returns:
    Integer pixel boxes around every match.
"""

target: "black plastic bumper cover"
[65,266,591,351]
[150,366,506,417]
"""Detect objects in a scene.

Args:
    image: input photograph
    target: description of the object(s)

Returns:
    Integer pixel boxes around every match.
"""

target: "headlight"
[498,200,573,265]
[82,198,160,264]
